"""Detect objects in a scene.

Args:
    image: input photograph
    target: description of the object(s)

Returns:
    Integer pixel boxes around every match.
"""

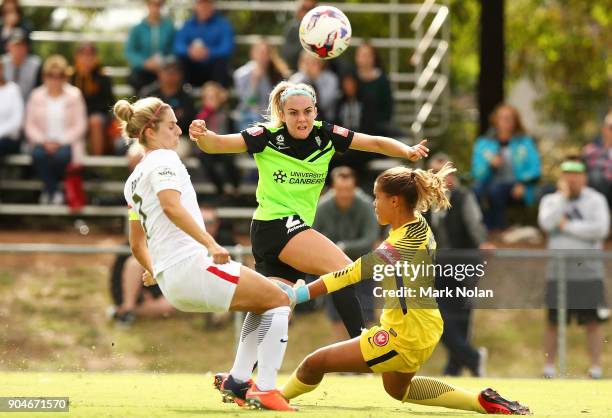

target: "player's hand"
[189,119,207,141]
[208,243,231,264]
[272,280,297,308]
[142,270,157,287]
[406,139,429,161]
[557,178,570,199]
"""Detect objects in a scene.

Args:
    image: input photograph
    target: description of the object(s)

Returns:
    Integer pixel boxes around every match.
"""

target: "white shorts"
[156,252,241,313]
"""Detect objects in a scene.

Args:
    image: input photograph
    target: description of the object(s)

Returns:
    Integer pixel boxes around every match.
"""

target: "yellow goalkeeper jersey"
[321,215,443,351]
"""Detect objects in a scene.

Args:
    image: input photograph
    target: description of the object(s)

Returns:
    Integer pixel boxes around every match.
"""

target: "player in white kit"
[114,97,295,411]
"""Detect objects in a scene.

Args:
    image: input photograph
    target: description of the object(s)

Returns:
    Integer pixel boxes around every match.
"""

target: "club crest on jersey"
[247,126,264,136]
[315,136,322,147]
[333,125,349,137]
[373,330,389,347]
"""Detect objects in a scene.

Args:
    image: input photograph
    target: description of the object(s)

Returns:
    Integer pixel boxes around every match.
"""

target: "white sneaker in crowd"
[543,364,556,379]
[51,191,63,205]
[588,366,603,379]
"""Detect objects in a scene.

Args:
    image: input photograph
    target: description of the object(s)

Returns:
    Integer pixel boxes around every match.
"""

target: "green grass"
[0,372,610,417]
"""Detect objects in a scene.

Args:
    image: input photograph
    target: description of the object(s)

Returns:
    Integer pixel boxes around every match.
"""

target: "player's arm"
[188,119,247,154]
[350,132,429,162]
[157,189,230,264]
[128,219,155,285]
[288,251,381,305]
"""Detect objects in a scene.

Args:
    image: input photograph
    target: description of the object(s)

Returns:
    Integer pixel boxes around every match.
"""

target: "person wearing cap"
[125,0,175,93]
[24,55,87,205]
[538,156,610,379]
[139,56,196,136]
[70,42,115,155]
[173,0,234,87]
[583,110,612,206]
[1,27,40,100]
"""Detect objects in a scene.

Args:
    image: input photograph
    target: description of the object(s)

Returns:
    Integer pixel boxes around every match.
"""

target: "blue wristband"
[295,286,311,304]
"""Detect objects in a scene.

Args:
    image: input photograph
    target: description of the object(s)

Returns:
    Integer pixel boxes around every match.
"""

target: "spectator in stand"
[0,59,23,158]
[25,55,87,205]
[0,0,30,54]
[280,0,317,72]
[1,27,40,100]
[125,0,175,93]
[233,38,290,131]
[173,0,234,87]
[471,103,541,231]
[139,56,196,136]
[313,166,378,341]
[538,156,610,379]
[195,81,240,200]
[355,42,393,136]
[289,51,339,121]
[71,42,115,156]
[583,110,611,206]
[335,72,362,132]
[426,153,494,377]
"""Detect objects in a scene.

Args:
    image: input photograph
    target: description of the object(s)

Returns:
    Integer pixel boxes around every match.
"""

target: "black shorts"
[547,309,609,325]
[250,215,310,283]
[110,253,162,306]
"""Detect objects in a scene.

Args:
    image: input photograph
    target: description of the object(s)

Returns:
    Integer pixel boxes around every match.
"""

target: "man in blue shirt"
[173,0,234,87]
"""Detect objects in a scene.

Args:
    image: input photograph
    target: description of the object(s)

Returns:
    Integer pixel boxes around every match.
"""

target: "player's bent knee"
[383,381,407,401]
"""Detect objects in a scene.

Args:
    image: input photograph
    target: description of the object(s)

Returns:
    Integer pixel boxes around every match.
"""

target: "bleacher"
[0,1,444,223]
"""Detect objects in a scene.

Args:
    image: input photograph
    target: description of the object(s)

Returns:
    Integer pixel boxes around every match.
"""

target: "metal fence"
[1,243,610,376]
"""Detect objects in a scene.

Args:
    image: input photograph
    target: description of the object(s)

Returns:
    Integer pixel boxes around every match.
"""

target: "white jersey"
[124,149,206,276]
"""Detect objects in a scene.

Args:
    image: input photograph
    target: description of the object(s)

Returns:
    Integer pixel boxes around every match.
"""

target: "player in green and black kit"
[189,81,428,407]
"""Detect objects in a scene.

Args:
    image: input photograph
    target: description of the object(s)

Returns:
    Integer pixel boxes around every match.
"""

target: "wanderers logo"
[273,170,287,183]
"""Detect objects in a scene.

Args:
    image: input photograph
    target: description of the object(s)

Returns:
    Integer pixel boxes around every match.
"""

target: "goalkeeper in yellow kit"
[282,164,531,415]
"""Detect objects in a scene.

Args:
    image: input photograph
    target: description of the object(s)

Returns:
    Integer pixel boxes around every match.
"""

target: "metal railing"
[1,243,610,375]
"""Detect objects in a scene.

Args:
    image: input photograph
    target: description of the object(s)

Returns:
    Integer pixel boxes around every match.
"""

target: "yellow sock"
[402,376,486,413]
[281,371,320,400]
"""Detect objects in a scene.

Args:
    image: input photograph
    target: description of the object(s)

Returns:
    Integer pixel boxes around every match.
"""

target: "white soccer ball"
[299,6,352,60]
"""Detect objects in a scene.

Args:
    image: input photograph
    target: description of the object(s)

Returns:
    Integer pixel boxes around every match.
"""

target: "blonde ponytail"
[113,97,168,145]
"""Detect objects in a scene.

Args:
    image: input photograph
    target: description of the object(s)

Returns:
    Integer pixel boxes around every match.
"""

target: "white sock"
[229,312,260,383]
[255,306,290,391]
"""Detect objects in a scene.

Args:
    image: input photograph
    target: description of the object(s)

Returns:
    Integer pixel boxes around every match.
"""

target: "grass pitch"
[1,372,610,417]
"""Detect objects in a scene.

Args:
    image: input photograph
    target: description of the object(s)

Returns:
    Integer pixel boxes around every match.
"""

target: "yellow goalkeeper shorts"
[359,325,437,373]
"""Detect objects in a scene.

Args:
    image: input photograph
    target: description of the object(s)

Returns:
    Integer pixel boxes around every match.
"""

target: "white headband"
[280,87,316,103]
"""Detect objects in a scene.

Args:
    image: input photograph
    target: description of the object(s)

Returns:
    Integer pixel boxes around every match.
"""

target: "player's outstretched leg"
[215,266,295,411]
[386,374,531,415]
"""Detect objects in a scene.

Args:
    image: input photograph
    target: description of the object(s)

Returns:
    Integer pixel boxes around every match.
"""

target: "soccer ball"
[299,6,351,60]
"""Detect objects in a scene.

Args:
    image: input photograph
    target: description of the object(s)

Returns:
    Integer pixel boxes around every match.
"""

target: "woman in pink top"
[25,54,87,204]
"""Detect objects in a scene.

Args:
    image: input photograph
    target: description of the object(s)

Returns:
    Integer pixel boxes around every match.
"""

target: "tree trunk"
[478,0,505,135]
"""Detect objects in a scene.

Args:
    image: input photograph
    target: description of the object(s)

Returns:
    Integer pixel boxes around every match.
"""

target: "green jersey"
[241,121,354,225]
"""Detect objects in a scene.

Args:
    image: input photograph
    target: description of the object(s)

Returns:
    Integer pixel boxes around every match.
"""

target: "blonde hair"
[376,163,456,213]
[113,97,169,145]
[264,81,317,128]
[42,54,69,76]
[202,81,229,104]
